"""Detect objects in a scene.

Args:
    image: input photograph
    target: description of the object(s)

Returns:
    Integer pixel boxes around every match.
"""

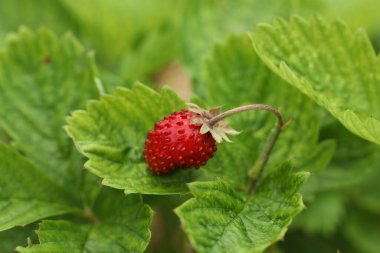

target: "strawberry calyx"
[187,103,241,143]
[185,102,286,194]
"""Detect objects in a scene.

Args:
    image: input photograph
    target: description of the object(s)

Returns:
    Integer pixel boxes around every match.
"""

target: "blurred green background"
[1,0,380,92]
[1,0,380,252]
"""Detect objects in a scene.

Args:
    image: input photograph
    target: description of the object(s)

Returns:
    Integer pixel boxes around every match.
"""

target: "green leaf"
[0,28,102,231]
[0,144,78,231]
[0,0,178,84]
[200,34,334,186]
[0,0,76,47]
[0,128,10,143]
[344,210,380,253]
[66,83,199,194]
[0,224,37,253]
[252,16,380,145]
[0,27,98,189]
[292,192,345,236]
[16,190,153,253]
[315,0,380,33]
[348,155,380,214]
[178,0,291,83]
[176,163,308,253]
[60,0,178,82]
[279,229,356,253]
[302,120,379,198]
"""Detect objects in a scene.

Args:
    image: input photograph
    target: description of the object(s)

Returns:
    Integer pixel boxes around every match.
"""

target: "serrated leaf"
[252,16,380,145]
[176,163,308,253]
[0,27,98,189]
[200,34,334,186]
[0,144,79,231]
[66,83,200,194]
[16,190,152,253]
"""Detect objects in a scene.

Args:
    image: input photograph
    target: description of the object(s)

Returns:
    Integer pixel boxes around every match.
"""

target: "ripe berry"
[144,110,217,175]
[144,103,241,175]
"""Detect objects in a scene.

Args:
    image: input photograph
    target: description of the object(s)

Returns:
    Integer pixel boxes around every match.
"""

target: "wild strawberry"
[144,104,240,175]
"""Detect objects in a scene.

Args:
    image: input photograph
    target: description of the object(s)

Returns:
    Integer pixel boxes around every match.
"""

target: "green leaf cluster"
[65,33,313,252]
[253,16,380,145]
[176,163,308,253]
[0,26,311,253]
[66,84,195,195]
[199,34,334,187]
[17,191,152,253]
[0,0,178,86]
[1,2,380,253]
[0,28,152,252]
[251,16,380,253]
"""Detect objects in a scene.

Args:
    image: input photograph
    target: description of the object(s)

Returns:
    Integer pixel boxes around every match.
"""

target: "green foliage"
[200,34,335,186]
[0,144,78,231]
[279,230,355,253]
[344,210,380,253]
[0,0,75,46]
[315,0,380,33]
[0,224,37,253]
[0,128,9,143]
[252,16,380,145]
[251,16,380,247]
[16,191,152,253]
[292,192,345,235]
[0,27,97,232]
[0,27,153,252]
[66,84,198,194]
[176,163,308,253]
[348,157,380,214]
[303,120,379,198]
[0,0,179,86]
[0,27,98,188]
[178,0,291,79]
[0,3,379,253]
[60,0,178,83]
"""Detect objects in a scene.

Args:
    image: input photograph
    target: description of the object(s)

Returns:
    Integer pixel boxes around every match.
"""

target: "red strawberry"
[144,110,217,175]
[144,104,240,175]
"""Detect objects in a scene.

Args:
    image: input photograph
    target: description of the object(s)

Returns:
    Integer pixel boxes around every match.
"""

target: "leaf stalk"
[208,104,286,194]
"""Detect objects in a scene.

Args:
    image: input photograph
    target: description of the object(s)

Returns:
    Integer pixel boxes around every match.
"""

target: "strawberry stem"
[207,104,285,194]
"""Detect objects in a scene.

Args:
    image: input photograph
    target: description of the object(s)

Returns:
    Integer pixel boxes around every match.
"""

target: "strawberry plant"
[1,1,380,253]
